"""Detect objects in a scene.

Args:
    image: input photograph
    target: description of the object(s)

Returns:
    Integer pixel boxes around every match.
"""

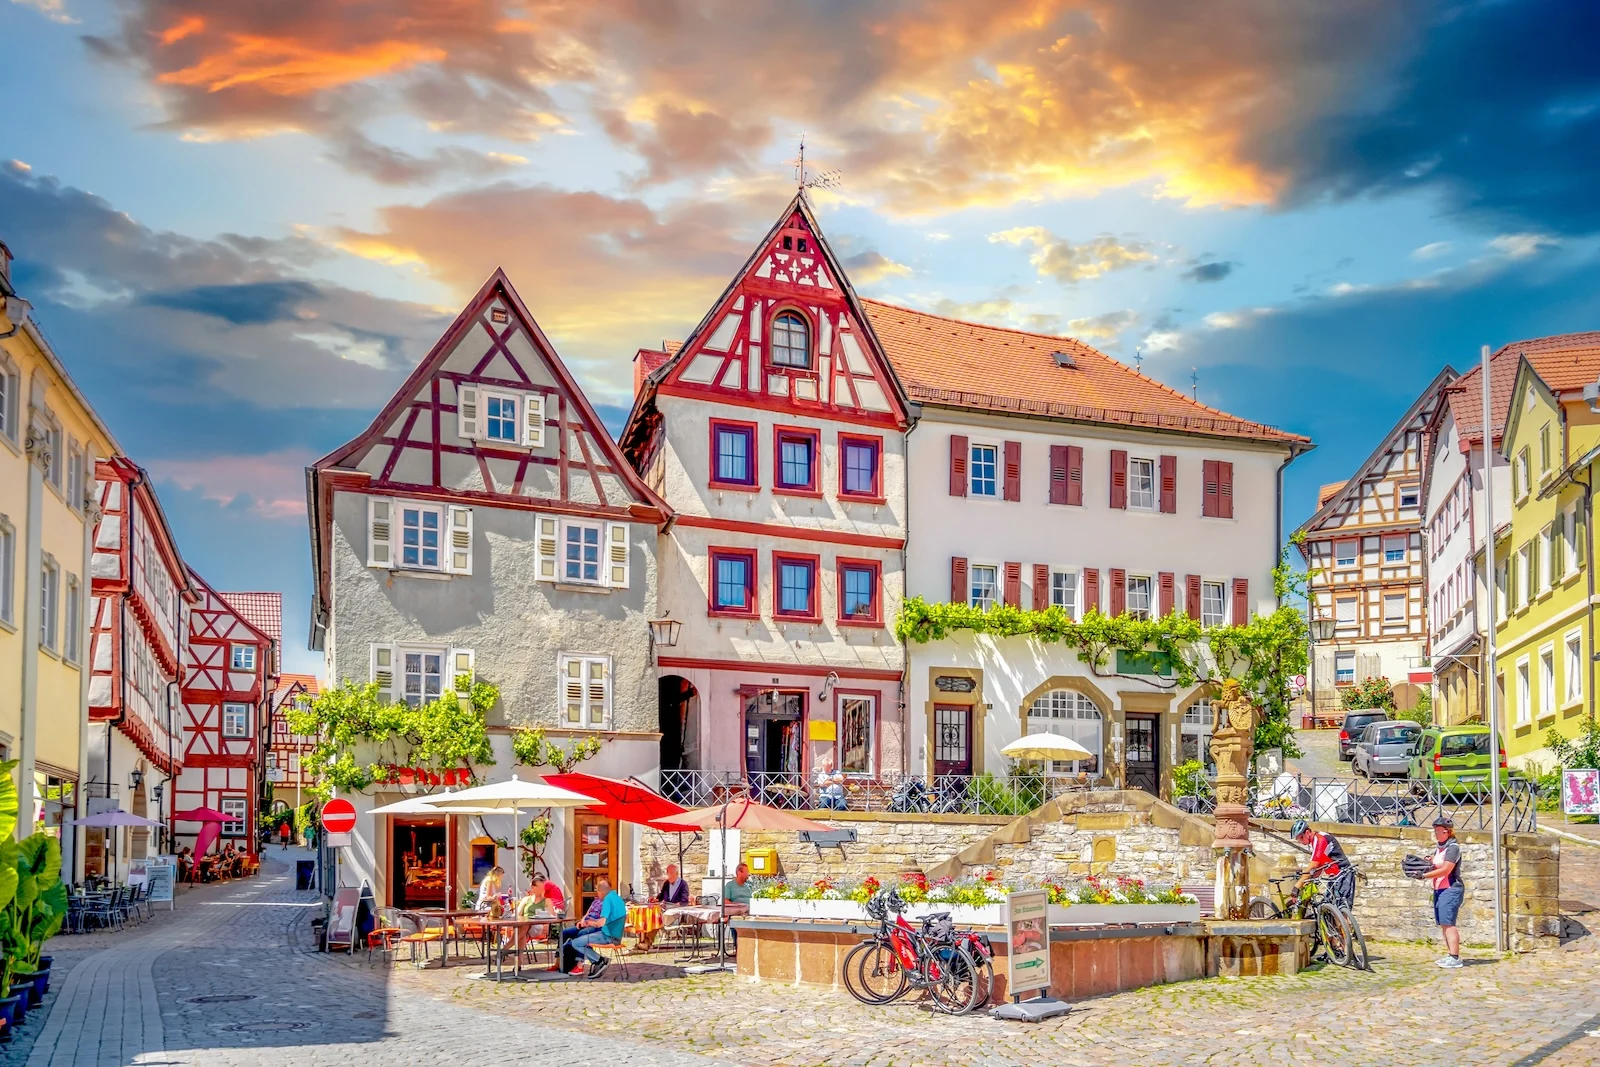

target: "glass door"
[574,814,618,916]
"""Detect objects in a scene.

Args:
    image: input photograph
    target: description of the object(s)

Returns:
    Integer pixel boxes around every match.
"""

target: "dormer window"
[485,395,518,442]
[771,311,811,369]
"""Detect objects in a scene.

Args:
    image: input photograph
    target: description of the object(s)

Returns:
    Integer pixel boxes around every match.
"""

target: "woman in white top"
[475,866,505,911]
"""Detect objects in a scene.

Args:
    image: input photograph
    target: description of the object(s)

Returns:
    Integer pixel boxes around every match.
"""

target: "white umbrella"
[1001,732,1094,761]
[370,791,503,908]
[68,810,164,828]
[425,776,597,895]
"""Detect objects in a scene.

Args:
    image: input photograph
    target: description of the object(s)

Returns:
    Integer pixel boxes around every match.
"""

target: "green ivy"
[510,726,603,773]
[896,596,1306,760]
[286,677,499,798]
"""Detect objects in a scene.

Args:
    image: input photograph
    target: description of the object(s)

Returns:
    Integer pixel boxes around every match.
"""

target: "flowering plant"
[848,876,882,904]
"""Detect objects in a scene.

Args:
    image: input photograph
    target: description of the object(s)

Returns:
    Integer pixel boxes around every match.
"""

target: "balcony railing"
[1175,773,1539,834]
[659,768,1093,818]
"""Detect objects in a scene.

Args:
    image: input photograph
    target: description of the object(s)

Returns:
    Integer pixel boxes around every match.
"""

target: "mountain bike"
[842,893,988,1014]
[1247,873,1355,967]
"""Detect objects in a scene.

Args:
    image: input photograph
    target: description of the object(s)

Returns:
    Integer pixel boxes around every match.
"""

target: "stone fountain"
[1208,679,1256,920]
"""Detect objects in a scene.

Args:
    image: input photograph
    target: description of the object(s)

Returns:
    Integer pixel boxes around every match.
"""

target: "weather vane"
[788,134,841,193]
[1191,368,1199,400]
[1134,346,1143,374]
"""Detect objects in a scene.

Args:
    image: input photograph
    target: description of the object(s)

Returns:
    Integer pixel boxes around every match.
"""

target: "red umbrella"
[543,773,698,831]
[174,807,230,858]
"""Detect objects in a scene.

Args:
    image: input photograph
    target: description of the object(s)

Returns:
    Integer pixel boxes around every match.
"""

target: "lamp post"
[648,616,681,665]
[1307,614,1336,728]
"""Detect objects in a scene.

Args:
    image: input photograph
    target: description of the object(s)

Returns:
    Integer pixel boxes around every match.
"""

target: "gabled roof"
[862,300,1310,448]
[1499,355,1563,461]
[96,456,197,603]
[1295,366,1458,545]
[218,590,282,649]
[1444,332,1600,447]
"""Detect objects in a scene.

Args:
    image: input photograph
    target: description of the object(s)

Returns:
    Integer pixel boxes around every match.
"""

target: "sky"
[3,0,1599,675]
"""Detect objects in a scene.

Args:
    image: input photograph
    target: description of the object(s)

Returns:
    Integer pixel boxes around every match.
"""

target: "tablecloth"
[626,903,663,936]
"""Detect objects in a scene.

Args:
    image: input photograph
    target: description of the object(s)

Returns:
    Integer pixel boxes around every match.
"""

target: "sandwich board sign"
[990,889,1070,1023]
[146,861,176,909]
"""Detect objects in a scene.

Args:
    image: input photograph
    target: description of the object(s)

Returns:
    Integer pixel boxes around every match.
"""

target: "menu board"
[326,886,362,952]
[146,862,176,907]
[1005,890,1051,996]
[1564,769,1600,816]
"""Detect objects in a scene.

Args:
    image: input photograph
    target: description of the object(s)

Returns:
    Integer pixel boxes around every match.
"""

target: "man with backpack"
[1291,818,1355,908]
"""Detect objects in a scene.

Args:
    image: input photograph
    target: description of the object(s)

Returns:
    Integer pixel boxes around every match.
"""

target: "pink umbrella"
[174,807,229,858]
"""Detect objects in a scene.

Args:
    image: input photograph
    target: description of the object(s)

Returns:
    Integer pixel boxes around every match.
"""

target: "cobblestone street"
[6,846,1600,1067]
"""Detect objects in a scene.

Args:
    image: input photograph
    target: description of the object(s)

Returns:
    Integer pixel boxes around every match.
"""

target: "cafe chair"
[397,915,446,967]
[593,934,636,981]
[367,908,406,964]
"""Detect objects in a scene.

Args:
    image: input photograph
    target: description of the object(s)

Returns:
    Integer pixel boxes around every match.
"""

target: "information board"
[146,862,175,908]
[1564,769,1600,816]
[1005,889,1051,996]
[326,886,362,952]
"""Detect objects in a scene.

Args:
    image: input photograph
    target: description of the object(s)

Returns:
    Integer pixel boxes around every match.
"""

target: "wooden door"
[574,814,618,917]
[1125,715,1159,795]
[933,704,973,776]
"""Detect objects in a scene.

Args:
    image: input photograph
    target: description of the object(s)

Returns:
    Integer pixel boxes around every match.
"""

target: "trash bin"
[296,859,316,891]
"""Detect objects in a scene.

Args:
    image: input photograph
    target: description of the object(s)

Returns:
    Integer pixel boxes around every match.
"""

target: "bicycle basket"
[921,912,955,942]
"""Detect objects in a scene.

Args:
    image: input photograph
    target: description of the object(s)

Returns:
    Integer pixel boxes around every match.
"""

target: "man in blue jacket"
[560,877,626,978]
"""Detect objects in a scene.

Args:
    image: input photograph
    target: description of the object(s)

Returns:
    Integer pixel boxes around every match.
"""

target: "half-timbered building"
[1297,369,1456,725]
[874,304,1310,797]
[266,673,320,813]
[86,457,197,874]
[176,578,277,856]
[307,270,670,912]
[621,194,911,801]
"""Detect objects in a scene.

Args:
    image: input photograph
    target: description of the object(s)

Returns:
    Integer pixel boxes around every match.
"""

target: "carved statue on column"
[1208,679,1257,918]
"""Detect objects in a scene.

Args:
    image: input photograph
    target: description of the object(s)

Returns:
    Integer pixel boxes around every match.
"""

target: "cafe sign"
[1005,889,1051,996]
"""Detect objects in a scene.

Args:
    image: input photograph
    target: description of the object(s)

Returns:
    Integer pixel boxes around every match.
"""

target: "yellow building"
[1494,347,1600,769]
[0,240,120,877]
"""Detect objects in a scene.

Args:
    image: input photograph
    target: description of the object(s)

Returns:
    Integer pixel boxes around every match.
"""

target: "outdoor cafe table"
[626,902,663,945]
[476,918,553,982]
[403,908,488,966]
[661,904,724,960]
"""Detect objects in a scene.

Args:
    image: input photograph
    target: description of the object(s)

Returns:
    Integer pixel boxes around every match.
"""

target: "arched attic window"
[770,311,811,369]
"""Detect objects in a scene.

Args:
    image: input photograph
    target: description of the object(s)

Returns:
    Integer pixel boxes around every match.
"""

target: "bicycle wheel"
[968,953,994,1009]
[1246,897,1273,920]
[1315,903,1351,966]
[927,944,982,1016]
[1344,912,1369,971]
[845,940,907,1004]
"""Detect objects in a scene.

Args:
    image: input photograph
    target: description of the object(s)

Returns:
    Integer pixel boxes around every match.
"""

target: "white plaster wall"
[1425,411,1507,660]
[906,410,1286,613]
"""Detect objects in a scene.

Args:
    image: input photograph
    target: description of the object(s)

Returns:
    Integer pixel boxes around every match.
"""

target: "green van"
[1406,725,1513,795]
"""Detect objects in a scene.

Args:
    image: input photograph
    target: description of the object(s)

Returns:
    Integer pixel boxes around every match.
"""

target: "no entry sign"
[321,798,357,834]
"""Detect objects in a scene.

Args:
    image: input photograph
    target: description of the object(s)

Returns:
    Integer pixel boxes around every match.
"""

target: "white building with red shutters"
[621,194,911,799]
[308,270,670,914]
[266,673,320,812]
[176,581,278,857]
[86,458,197,875]
[869,305,1311,798]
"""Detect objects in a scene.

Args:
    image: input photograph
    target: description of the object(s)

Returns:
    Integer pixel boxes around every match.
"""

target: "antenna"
[787,134,841,193]
[1190,368,1199,400]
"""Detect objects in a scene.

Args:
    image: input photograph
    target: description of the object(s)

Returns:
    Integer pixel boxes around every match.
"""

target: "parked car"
[1406,725,1513,795]
[1338,709,1393,760]
[1353,721,1423,778]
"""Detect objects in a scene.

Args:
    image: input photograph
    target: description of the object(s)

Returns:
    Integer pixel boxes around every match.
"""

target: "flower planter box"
[751,898,1199,926]
[1051,903,1201,925]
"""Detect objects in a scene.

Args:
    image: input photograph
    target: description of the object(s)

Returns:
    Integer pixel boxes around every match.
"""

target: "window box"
[773,426,822,496]
[709,420,759,491]
[836,558,882,626]
[773,552,821,621]
[838,433,884,502]
[708,548,758,618]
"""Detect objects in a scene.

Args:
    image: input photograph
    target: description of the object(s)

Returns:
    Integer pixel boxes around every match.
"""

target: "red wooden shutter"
[1110,450,1128,509]
[1032,564,1050,610]
[1109,568,1127,615]
[951,557,968,604]
[1232,577,1249,623]
[1159,572,1175,616]
[1003,441,1022,502]
[1218,461,1235,519]
[1004,562,1021,606]
[1186,574,1202,618]
[949,435,968,497]
[1083,568,1100,614]
[1066,445,1084,506]
[1159,455,1177,513]
[1202,459,1218,517]
[1049,446,1069,505]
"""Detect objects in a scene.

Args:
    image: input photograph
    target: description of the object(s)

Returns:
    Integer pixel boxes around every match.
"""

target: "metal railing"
[659,768,1093,818]
[1175,773,1539,833]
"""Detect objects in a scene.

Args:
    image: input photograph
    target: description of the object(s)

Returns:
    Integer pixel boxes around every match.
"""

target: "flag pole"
[1480,342,1507,953]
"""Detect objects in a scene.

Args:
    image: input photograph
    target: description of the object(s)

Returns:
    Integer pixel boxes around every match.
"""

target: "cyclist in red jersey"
[1292,819,1355,907]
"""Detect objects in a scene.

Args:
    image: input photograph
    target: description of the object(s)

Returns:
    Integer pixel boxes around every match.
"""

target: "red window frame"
[708,419,759,492]
[707,547,759,618]
[837,433,885,503]
[772,550,822,621]
[765,305,817,373]
[836,557,882,626]
[772,425,822,497]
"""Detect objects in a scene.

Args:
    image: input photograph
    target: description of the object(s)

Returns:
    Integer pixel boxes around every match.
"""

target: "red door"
[933,704,973,776]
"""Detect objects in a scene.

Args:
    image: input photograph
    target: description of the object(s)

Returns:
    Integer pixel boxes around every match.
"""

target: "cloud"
[1488,233,1559,260]
[1066,309,1138,343]
[11,0,75,23]
[1181,259,1236,283]
[1412,241,1453,260]
[912,293,1062,334]
[841,250,913,285]
[151,450,318,519]
[988,227,1157,284]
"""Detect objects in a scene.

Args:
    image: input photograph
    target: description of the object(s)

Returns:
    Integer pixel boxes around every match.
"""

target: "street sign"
[325,832,353,848]
[1292,674,1307,691]
[1563,769,1600,815]
[321,798,357,835]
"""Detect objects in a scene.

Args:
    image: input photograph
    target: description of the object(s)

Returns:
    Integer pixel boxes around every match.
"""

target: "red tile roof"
[1318,481,1348,507]
[219,592,283,670]
[634,347,672,396]
[276,673,320,696]
[860,300,1309,446]
[1447,332,1600,444]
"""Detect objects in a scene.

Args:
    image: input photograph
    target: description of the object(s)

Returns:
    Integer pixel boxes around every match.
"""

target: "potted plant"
[6,832,67,1008]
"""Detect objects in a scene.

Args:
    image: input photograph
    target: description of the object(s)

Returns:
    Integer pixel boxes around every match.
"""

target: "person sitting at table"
[655,863,690,906]
[475,866,505,911]
[722,863,754,951]
[176,847,193,884]
[515,881,558,943]
[813,755,847,810]
[558,878,625,978]
[532,873,565,916]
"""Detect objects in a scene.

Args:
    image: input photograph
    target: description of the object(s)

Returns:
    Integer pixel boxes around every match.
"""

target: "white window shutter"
[562,657,584,725]
[535,515,559,581]
[367,498,393,568]
[370,644,396,703]
[524,393,546,448]
[450,647,475,701]
[588,657,610,727]
[448,506,474,574]
[458,384,480,440]
[606,522,630,588]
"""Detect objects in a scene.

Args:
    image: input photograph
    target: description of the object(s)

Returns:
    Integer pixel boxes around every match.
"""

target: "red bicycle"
[842,892,991,1015]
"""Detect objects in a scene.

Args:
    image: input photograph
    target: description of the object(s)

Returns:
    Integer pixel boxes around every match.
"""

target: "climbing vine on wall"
[286,678,500,799]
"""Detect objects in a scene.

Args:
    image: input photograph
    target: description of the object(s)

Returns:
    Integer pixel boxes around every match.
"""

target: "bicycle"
[1247,873,1353,967]
[843,893,988,1014]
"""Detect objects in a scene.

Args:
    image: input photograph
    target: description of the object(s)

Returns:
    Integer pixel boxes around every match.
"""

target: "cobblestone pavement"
[1287,728,1349,780]
[8,845,1600,1067]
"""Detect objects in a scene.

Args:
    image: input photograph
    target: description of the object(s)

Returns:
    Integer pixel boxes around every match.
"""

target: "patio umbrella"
[369,791,502,908]
[173,807,230,860]
[672,798,835,970]
[1001,732,1094,762]
[426,776,597,895]
[68,810,163,828]
[545,773,701,886]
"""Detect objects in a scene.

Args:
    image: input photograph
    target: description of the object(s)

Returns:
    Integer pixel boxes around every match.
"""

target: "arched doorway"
[658,675,699,803]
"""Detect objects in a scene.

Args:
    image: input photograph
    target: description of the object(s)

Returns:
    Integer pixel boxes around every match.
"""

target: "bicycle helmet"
[885,888,907,914]
[1290,818,1310,837]
[865,892,887,921]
